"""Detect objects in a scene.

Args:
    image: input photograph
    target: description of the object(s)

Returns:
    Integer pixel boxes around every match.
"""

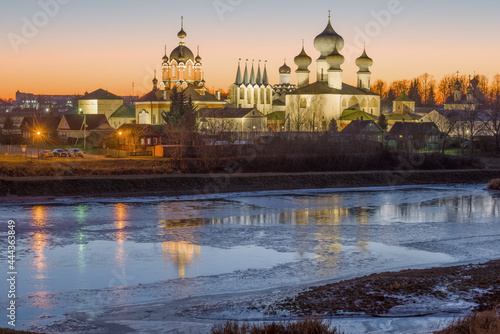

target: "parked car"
[52,149,68,157]
[38,150,54,158]
[68,148,84,158]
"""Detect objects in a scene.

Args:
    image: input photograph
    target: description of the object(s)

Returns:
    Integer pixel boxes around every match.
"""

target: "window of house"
[141,138,145,145]
[152,114,157,125]
[300,98,307,108]
[153,138,158,145]
[147,138,151,145]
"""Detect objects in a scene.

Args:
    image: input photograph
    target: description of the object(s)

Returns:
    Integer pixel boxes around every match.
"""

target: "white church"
[285,14,381,131]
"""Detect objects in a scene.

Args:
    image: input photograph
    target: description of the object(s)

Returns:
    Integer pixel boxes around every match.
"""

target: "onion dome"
[170,45,194,63]
[152,71,158,90]
[467,84,474,92]
[326,45,344,70]
[162,54,169,63]
[177,26,187,40]
[279,60,291,74]
[195,45,202,63]
[314,15,344,57]
[355,47,373,72]
[454,80,462,88]
[294,44,312,71]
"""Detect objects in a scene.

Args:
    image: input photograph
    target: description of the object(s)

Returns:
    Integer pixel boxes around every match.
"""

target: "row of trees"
[372,73,500,108]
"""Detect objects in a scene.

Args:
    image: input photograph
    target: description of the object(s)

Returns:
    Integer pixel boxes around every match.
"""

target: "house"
[115,124,162,151]
[198,107,267,134]
[389,122,441,150]
[20,116,61,139]
[340,120,385,143]
[421,109,492,138]
[78,89,124,119]
[384,112,422,130]
[338,109,379,131]
[108,104,136,129]
[0,110,40,136]
[267,110,286,132]
[57,114,114,139]
[392,91,416,114]
[0,99,15,113]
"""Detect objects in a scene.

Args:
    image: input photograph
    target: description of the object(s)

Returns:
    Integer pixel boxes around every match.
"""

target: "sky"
[1,0,499,100]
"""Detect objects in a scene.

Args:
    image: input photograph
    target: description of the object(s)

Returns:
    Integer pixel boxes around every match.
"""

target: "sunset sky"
[1,0,499,100]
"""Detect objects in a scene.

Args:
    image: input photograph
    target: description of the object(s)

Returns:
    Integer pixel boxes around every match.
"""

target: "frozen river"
[1,184,500,333]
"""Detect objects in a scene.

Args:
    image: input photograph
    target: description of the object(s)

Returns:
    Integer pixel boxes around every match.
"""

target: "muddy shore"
[1,169,499,201]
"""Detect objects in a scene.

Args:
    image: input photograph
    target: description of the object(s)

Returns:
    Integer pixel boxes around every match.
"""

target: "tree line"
[371,73,500,109]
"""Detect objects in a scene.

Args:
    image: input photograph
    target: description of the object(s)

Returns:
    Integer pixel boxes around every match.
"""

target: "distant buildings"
[78,89,124,119]
[135,18,226,126]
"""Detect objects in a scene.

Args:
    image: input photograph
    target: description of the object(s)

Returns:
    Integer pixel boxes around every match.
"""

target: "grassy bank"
[0,151,481,177]
[1,169,499,198]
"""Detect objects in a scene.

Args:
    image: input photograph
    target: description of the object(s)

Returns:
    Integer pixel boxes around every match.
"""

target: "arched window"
[188,66,192,78]
[139,110,150,124]
[152,114,157,125]
[172,66,176,78]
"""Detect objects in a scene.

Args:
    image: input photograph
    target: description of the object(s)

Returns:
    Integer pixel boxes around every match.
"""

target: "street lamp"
[36,131,41,159]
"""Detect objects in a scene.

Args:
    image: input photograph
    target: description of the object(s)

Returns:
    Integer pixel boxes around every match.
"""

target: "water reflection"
[114,203,129,266]
[162,241,201,277]
[30,206,52,310]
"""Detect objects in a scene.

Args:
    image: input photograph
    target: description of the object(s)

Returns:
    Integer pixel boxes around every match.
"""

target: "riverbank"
[34,260,500,334]
[1,169,499,201]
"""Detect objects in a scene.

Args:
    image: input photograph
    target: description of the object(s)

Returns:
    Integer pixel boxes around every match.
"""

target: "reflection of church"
[285,13,381,130]
[135,18,226,125]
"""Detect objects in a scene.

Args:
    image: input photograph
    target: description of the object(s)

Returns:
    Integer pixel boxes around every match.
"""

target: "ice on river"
[0,184,499,333]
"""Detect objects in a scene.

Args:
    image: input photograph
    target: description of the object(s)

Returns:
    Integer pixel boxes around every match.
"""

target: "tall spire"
[177,16,187,46]
[250,60,256,85]
[243,59,249,85]
[235,58,242,85]
[195,45,202,63]
[263,60,269,86]
[256,60,262,86]
[162,44,169,63]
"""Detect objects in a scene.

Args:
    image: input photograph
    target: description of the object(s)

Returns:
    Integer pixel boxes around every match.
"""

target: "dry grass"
[435,308,500,334]
[0,157,176,177]
[487,179,500,190]
[0,329,45,334]
[211,318,342,334]
[268,260,500,317]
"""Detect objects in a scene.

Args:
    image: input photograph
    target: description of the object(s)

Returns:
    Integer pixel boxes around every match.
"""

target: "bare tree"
[288,95,311,132]
[389,80,410,98]
[371,80,388,97]
[486,74,500,152]
[423,111,457,154]
[419,73,435,107]
[456,108,487,155]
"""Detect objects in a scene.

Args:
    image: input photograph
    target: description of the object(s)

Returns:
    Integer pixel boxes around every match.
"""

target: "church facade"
[229,60,274,114]
[135,18,226,125]
[285,15,381,131]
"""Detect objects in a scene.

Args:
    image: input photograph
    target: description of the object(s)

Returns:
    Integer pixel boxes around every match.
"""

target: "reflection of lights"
[32,231,47,279]
[114,203,129,266]
[162,241,201,278]
[32,206,47,227]
[76,205,87,224]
